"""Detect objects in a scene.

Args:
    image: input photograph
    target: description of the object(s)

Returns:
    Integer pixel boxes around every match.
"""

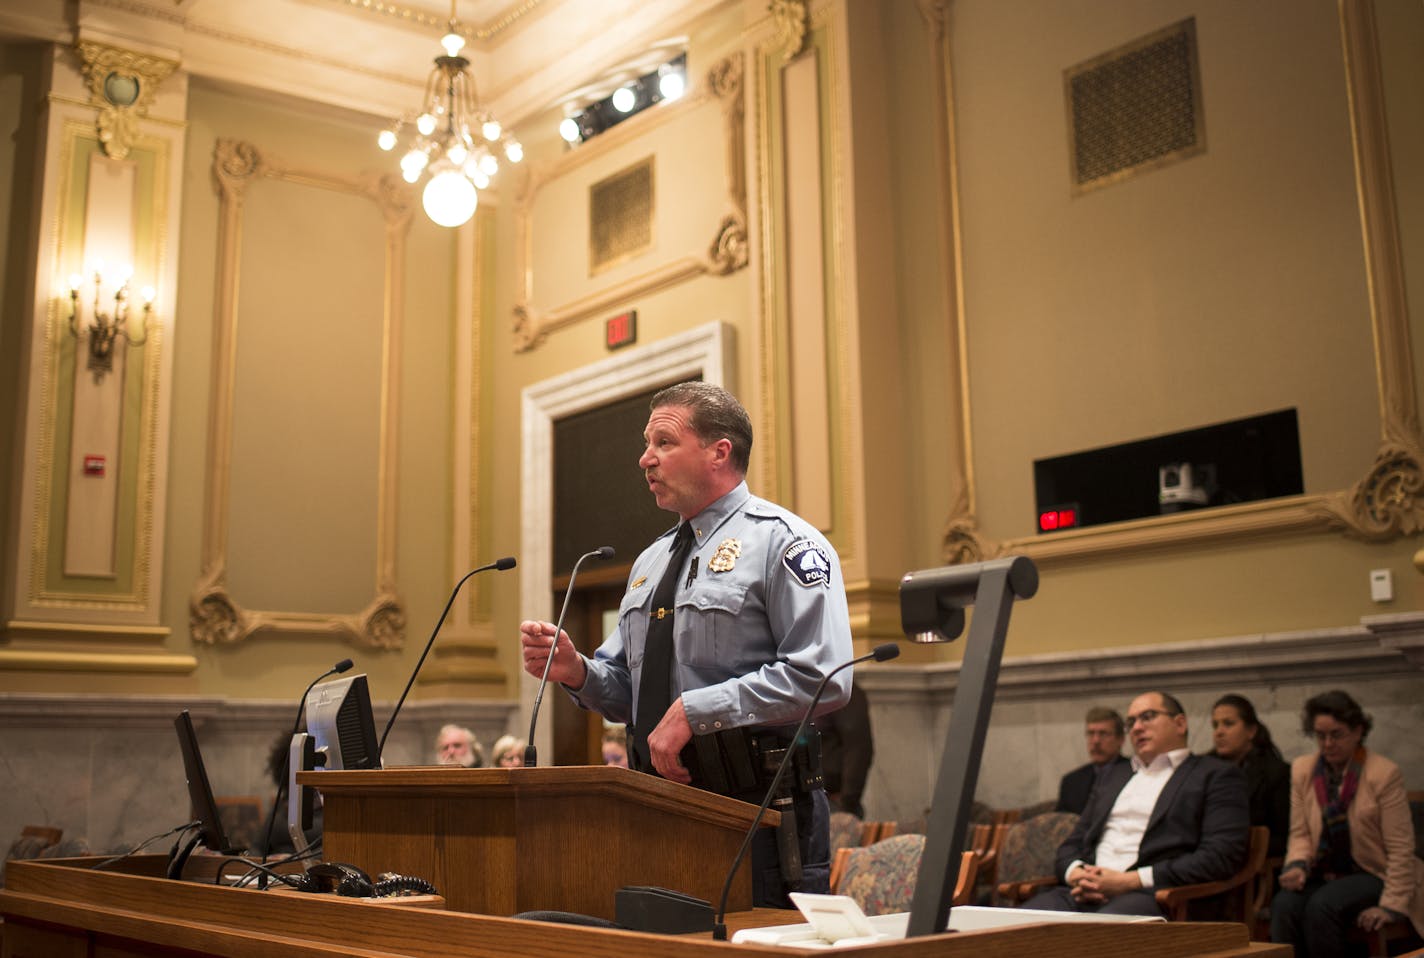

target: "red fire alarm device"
[605,311,637,350]
[83,455,106,477]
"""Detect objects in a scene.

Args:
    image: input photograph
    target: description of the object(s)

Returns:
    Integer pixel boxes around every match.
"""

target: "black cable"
[90,820,199,871]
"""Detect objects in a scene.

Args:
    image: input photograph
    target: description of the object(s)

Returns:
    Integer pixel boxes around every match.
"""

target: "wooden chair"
[831,834,980,914]
[993,811,1080,905]
[968,821,1014,899]
[828,811,864,855]
[997,824,1269,922]
[18,826,62,847]
[1155,826,1269,921]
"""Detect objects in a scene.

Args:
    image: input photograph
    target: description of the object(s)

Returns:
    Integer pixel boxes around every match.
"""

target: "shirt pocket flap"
[685,581,747,616]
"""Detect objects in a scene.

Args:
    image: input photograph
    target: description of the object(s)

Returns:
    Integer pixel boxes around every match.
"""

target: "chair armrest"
[996,876,1056,905]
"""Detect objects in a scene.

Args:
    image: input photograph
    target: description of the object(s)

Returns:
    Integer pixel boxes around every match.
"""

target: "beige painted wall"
[163,81,461,698]
[2,0,1421,700]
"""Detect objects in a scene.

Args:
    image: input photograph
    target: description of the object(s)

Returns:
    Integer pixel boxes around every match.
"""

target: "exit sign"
[605,311,637,350]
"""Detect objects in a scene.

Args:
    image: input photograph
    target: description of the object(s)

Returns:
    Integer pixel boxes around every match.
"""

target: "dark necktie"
[633,522,695,772]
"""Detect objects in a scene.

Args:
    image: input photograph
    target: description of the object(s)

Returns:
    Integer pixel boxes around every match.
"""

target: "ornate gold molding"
[940,0,1422,566]
[770,0,809,62]
[26,120,170,614]
[511,52,748,353]
[707,54,749,275]
[74,40,178,161]
[191,139,414,649]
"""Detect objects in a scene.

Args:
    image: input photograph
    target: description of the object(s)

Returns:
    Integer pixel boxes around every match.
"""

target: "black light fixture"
[560,53,687,146]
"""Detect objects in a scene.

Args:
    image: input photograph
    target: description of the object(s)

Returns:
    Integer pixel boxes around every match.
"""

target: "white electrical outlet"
[1369,569,1393,602]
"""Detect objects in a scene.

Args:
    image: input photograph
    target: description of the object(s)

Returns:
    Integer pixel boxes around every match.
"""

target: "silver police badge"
[708,538,742,572]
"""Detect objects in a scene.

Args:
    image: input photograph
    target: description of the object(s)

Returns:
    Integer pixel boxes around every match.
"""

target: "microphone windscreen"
[495,556,517,570]
[596,545,615,559]
[334,658,355,673]
[871,643,900,662]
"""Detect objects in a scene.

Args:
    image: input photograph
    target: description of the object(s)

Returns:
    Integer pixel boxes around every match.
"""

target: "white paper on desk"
[732,899,1164,948]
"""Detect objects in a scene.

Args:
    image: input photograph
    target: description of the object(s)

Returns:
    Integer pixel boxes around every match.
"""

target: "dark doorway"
[548,383,689,765]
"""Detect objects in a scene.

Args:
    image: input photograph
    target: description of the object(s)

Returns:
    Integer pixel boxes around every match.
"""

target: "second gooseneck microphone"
[712,642,900,940]
[378,556,517,758]
[524,545,615,767]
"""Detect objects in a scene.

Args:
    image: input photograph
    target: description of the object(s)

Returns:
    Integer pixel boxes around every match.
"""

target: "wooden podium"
[301,764,770,919]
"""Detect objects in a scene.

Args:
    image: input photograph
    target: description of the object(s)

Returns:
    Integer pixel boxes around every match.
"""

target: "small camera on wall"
[1159,462,1216,512]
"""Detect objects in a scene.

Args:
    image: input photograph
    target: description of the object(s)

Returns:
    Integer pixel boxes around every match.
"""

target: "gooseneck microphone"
[259,657,354,864]
[712,642,900,940]
[378,556,517,758]
[524,545,615,767]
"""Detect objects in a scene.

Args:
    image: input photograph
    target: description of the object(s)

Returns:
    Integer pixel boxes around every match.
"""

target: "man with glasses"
[1056,706,1130,814]
[1024,691,1250,916]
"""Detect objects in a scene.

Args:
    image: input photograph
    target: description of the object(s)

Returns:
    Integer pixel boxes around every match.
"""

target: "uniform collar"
[682,480,750,547]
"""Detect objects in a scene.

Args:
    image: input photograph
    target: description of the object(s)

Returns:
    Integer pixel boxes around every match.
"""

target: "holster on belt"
[680,726,824,887]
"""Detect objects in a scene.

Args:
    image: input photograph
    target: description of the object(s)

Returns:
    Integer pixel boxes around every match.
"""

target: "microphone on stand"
[259,657,354,865]
[712,642,900,940]
[378,556,517,759]
[524,545,614,767]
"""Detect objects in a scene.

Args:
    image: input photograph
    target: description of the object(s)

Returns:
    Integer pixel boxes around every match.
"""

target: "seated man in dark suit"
[1025,691,1249,917]
[1056,706,1130,814]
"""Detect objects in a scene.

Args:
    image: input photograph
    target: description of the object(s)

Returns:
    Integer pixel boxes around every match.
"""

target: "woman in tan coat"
[1270,690,1424,956]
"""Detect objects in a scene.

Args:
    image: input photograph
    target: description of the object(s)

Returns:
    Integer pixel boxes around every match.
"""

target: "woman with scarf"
[1270,690,1424,955]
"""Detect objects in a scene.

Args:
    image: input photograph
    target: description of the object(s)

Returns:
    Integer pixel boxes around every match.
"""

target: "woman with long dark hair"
[1208,693,1290,856]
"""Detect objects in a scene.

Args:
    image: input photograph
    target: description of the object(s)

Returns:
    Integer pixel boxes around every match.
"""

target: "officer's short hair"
[651,381,753,475]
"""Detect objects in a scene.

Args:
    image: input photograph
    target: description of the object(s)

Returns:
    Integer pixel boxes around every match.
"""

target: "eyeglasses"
[1124,709,1178,729]
[1312,728,1353,743]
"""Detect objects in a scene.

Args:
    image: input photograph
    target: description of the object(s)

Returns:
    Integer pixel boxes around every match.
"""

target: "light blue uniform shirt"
[568,481,854,734]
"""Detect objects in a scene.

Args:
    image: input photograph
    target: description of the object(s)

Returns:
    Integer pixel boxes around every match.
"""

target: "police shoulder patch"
[783,539,831,587]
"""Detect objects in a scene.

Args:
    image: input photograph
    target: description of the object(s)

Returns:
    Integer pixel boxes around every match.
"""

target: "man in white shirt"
[1024,691,1250,916]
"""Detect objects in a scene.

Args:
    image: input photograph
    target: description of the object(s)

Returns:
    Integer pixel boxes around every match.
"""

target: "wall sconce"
[66,265,155,377]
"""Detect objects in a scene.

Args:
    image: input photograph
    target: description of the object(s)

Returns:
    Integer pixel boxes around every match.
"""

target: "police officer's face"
[640,404,719,518]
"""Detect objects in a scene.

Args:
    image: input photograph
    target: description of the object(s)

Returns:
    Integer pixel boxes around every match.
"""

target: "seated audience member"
[602,725,629,767]
[1024,691,1249,917]
[1271,690,1424,956]
[817,681,873,818]
[492,734,526,768]
[434,724,485,768]
[1208,693,1290,857]
[1056,706,1130,815]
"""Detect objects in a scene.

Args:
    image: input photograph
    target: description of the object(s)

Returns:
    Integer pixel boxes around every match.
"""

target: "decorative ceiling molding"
[324,0,544,43]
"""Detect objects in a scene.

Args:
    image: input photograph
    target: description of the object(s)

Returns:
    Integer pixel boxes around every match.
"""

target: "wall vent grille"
[1065,18,1204,193]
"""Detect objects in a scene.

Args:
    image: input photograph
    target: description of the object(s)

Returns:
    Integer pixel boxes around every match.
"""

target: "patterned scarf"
[1311,746,1365,878]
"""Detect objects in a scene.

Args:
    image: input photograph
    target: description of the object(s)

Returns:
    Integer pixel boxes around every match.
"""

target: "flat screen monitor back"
[174,709,241,855]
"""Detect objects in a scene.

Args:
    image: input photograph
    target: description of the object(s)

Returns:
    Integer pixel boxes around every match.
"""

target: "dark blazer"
[1210,745,1290,857]
[1056,755,1131,814]
[1053,752,1250,889]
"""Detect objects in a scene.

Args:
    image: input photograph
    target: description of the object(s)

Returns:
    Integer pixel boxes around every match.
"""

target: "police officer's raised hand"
[649,697,693,784]
[519,620,587,689]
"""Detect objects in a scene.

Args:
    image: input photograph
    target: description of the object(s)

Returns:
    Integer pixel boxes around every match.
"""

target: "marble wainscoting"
[0,695,517,858]
[855,613,1424,824]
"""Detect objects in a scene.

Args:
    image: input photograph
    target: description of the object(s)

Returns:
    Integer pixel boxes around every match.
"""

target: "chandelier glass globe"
[422,169,478,228]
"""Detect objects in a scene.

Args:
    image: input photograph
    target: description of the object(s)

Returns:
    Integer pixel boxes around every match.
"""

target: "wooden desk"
[1,857,1289,958]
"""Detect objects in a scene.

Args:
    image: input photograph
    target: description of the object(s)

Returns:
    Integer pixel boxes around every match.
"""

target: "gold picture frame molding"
[941,0,1424,567]
[189,139,414,649]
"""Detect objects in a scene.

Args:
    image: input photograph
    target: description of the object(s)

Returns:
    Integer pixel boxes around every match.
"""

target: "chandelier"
[379,4,522,228]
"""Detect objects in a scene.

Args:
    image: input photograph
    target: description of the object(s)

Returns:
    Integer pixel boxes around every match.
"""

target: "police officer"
[519,381,854,906]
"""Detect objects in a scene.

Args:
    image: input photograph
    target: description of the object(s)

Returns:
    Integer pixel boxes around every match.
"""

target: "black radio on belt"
[682,726,823,799]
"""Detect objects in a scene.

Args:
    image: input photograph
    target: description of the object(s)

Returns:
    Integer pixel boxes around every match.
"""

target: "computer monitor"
[171,710,241,878]
[305,672,382,772]
[288,673,381,861]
